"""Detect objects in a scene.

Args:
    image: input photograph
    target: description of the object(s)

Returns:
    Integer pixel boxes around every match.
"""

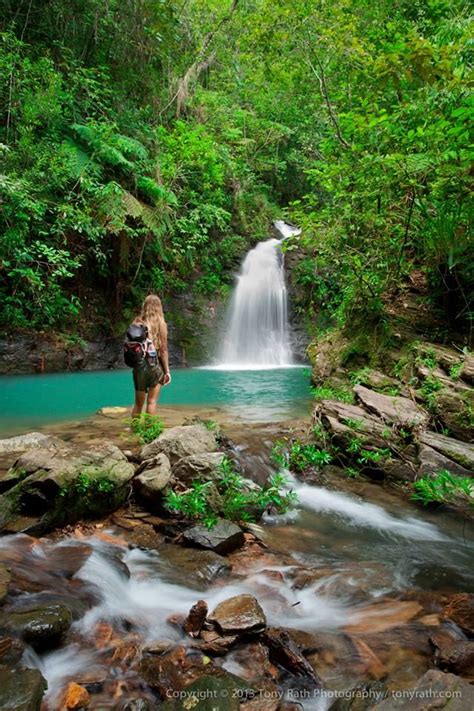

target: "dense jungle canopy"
[0,0,472,339]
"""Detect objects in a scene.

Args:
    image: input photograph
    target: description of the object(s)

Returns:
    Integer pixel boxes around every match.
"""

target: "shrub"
[411,471,473,506]
[164,457,297,528]
[272,440,332,472]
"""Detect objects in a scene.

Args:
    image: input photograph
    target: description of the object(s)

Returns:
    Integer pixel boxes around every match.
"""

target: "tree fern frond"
[115,135,148,161]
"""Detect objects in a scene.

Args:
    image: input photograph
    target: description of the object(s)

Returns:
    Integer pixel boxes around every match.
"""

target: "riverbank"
[0,414,473,710]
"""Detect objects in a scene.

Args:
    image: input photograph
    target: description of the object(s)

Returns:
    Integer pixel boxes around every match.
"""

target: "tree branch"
[306,55,350,149]
[172,0,240,117]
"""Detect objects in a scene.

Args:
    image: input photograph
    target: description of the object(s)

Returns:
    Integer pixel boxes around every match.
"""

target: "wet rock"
[121,522,165,550]
[418,431,474,470]
[0,441,135,532]
[0,635,25,664]
[134,453,172,506]
[354,385,428,427]
[417,445,471,478]
[442,593,474,635]
[46,543,93,579]
[0,432,61,456]
[139,645,211,697]
[262,627,321,683]
[140,425,217,464]
[194,629,239,655]
[97,406,129,418]
[0,666,46,711]
[60,682,91,709]
[0,564,11,602]
[371,669,474,710]
[1,602,73,649]
[291,562,395,603]
[209,594,266,635]
[184,600,208,637]
[330,681,388,710]
[159,673,248,711]
[153,544,231,589]
[344,600,422,634]
[172,452,226,484]
[181,520,245,555]
[435,640,474,677]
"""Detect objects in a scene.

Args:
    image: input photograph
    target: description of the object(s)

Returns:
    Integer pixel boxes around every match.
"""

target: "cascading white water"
[218,223,300,368]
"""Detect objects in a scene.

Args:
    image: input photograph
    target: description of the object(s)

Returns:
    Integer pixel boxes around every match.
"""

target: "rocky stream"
[0,348,473,711]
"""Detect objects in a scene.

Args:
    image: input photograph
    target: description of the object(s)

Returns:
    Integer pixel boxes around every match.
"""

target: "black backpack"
[124,323,148,368]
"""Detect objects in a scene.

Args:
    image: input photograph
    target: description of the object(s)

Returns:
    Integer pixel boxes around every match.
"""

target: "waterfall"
[217,222,299,368]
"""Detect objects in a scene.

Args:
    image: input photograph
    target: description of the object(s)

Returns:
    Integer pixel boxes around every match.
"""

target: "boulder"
[418,445,472,478]
[1,602,73,649]
[435,390,474,442]
[0,432,61,455]
[134,453,172,506]
[172,452,226,484]
[0,441,135,532]
[419,432,474,471]
[442,593,474,635]
[354,385,428,427]
[371,669,474,710]
[154,544,231,590]
[140,425,217,464]
[181,520,245,555]
[0,667,46,711]
[208,594,266,634]
[435,640,474,677]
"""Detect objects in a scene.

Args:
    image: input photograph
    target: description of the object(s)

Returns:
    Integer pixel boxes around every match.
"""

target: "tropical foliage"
[1,0,472,335]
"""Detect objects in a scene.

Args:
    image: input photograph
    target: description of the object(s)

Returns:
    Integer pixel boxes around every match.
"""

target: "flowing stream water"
[1,225,473,709]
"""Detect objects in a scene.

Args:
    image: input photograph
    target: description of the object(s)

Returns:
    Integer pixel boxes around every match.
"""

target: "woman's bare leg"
[146,384,161,415]
[132,391,146,418]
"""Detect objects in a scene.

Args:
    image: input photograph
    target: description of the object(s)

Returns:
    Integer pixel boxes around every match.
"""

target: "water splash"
[284,475,447,541]
[218,237,292,367]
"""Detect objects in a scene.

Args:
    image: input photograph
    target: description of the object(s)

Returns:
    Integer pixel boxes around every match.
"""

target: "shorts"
[133,359,165,392]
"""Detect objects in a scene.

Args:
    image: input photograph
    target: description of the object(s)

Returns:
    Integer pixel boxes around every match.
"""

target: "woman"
[131,294,171,418]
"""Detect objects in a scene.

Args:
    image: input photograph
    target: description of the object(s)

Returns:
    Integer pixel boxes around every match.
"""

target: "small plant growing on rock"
[272,440,332,472]
[420,375,442,411]
[412,471,473,507]
[131,414,164,443]
[164,458,297,528]
[449,362,463,380]
[311,385,354,404]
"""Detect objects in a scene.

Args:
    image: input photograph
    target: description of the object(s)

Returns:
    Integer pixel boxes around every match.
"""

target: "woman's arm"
[160,322,171,384]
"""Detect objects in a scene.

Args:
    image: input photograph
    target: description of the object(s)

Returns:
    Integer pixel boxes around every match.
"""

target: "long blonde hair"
[136,294,166,347]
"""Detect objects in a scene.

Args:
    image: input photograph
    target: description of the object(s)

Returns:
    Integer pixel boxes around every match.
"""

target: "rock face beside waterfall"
[305,341,474,515]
